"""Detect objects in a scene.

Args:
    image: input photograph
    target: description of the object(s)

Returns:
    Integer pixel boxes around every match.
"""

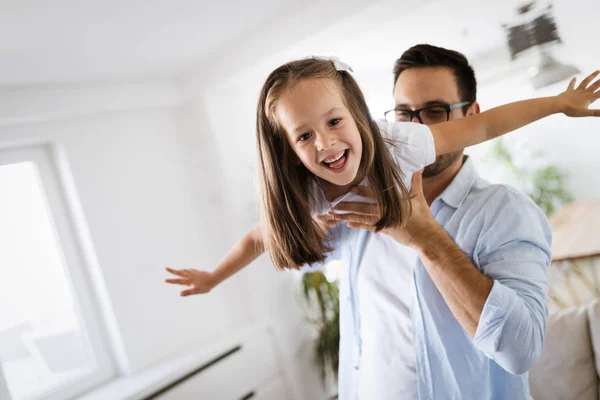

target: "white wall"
[0,76,329,398]
[0,85,253,375]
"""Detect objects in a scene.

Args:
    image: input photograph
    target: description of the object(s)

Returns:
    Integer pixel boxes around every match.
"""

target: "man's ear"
[467,102,481,116]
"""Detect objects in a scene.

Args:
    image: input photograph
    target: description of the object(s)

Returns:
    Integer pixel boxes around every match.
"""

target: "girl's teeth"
[324,150,347,170]
[324,151,345,163]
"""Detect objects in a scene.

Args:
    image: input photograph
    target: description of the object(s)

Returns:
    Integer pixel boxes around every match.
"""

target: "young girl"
[165,56,599,295]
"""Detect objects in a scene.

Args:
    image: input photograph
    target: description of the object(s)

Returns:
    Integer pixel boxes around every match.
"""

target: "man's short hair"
[393,44,477,113]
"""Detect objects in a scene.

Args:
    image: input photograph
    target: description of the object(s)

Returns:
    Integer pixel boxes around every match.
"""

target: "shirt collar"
[435,156,479,209]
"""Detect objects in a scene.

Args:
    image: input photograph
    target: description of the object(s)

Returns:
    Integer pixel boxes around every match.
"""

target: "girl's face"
[276,78,363,189]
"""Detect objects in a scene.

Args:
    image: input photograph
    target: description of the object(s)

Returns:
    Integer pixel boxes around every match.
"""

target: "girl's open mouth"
[322,150,349,172]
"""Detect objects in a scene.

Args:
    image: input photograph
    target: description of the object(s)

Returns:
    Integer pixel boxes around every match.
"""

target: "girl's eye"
[329,118,341,126]
[299,133,312,142]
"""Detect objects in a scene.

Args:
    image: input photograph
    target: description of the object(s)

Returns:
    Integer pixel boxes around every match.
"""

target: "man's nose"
[410,114,422,124]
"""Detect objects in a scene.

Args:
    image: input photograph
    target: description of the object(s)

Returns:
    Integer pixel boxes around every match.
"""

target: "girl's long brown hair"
[256,58,411,270]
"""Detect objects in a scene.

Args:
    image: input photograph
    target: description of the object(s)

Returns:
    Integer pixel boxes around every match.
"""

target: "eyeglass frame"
[384,101,472,124]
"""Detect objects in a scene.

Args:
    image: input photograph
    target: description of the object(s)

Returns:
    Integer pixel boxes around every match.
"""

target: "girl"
[165,56,600,295]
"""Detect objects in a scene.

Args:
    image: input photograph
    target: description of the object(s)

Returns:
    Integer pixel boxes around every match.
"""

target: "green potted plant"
[300,270,340,384]
[484,138,572,216]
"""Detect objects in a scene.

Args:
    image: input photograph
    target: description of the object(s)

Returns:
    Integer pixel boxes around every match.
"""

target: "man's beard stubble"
[422,151,463,178]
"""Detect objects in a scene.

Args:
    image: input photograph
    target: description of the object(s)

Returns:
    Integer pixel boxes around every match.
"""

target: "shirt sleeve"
[471,188,552,375]
[375,119,436,183]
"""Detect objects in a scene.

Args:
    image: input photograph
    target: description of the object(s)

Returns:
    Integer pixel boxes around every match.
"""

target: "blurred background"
[0,0,598,399]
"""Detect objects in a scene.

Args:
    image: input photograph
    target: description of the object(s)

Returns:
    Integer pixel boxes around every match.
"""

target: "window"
[0,145,114,400]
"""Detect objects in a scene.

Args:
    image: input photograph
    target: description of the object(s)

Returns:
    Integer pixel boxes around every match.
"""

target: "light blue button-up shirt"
[305,120,435,399]
[306,125,551,399]
[412,156,551,399]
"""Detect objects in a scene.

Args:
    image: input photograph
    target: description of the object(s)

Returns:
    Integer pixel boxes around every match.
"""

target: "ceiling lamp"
[503,1,580,89]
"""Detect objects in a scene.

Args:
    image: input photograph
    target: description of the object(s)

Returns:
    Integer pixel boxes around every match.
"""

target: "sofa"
[529,298,600,400]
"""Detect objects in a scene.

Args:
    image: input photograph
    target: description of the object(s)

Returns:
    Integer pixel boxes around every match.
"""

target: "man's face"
[393,66,474,178]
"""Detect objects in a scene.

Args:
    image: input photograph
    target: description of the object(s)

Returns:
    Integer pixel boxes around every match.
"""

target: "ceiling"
[0,0,591,88]
[271,0,585,79]
[0,0,309,86]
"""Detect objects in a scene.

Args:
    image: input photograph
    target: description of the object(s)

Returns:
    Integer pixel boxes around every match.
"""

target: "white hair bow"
[309,55,353,72]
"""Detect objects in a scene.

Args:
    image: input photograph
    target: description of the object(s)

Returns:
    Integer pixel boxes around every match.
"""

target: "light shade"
[530,49,581,89]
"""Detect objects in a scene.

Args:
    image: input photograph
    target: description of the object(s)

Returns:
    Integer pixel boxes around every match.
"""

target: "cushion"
[529,304,598,400]
[586,298,600,382]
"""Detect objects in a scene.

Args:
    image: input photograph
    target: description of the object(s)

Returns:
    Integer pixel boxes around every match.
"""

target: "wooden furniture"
[548,201,600,310]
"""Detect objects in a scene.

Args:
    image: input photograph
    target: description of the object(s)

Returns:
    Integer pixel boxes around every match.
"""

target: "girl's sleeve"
[375,120,436,182]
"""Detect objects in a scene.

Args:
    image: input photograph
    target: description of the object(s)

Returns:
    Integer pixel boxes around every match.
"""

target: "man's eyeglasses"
[384,101,472,124]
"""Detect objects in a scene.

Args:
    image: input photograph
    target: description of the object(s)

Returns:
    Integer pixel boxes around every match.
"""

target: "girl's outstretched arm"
[431,70,600,155]
[165,225,265,296]
[164,214,337,296]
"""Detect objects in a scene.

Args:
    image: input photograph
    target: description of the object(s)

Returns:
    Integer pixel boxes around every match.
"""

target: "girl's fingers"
[588,78,600,93]
[567,77,576,91]
[584,108,600,117]
[165,278,189,285]
[165,267,187,277]
[181,288,198,297]
[578,70,600,91]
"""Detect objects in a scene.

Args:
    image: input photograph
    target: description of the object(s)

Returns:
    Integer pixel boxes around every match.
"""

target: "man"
[335,44,551,399]
[166,45,554,399]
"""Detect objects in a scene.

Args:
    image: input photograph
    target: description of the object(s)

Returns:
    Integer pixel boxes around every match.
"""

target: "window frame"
[0,143,115,400]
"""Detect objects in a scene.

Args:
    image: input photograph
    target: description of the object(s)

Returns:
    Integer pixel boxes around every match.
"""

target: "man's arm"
[408,187,551,375]
[467,192,551,375]
[413,224,493,337]
[333,175,493,334]
[334,174,551,375]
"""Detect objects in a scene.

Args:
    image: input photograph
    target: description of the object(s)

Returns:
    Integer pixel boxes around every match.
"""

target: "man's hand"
[314,213,341,235]
[331,171,441,249]
[335,172,496,338]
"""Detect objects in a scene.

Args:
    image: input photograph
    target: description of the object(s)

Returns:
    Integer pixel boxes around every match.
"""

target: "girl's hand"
[558,70,600,117]
[165,267,216,296]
